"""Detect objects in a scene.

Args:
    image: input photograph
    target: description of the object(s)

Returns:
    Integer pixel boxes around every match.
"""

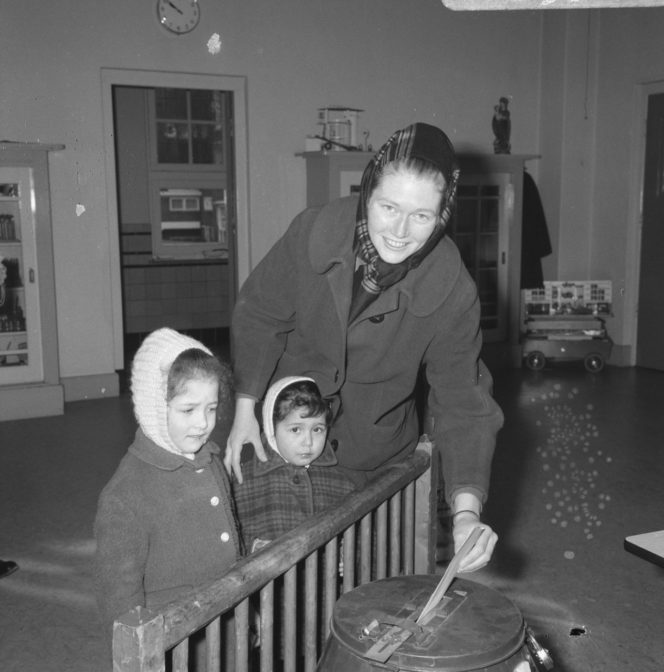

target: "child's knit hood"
[131,328,212,455]
[261,376,315,458]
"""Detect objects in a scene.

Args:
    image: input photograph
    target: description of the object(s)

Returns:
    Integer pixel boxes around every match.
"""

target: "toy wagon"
[521,281,613,372]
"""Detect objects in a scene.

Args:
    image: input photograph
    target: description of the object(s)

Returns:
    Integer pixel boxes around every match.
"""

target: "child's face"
[274,409,328,466]
[167,378,219,456]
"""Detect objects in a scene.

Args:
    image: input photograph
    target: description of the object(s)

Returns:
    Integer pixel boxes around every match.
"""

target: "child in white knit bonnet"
[93,328,242,648]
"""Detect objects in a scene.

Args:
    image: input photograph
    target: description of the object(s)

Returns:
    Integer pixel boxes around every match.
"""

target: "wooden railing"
[112,441,437,672]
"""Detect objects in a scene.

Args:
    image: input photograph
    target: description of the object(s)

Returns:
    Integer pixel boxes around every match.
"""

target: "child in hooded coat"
[93,328,242,640]
[232,376,356,552]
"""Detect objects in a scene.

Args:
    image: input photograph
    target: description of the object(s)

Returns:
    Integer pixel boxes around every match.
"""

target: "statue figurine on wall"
[492,96,511,154]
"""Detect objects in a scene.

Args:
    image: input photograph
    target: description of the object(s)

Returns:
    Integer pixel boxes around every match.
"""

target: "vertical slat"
[223,612,236,672]
[283,566,297,672]
[304,553,318,672]
[389,491,401,576]
[323,539,338,639]
[360,513,372,584]
[206,616,221,671]
[234,599,250,672]
[172,639,188,672]
[403,481,415,575]
[342,526,356,593]
[414,441,437,574]
[376,501,387,579]
[260,582,275,672]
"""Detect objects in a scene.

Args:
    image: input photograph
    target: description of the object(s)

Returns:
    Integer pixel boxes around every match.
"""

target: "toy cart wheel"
[525,351,546,371]
[584,353,605,373]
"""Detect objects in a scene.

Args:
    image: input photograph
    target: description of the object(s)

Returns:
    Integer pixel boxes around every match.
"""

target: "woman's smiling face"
[367,170,444,264]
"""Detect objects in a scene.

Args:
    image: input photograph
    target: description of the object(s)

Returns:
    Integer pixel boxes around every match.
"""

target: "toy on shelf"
[521,281,613,372]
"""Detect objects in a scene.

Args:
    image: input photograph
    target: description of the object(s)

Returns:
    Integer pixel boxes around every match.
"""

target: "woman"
[226,123,502,571]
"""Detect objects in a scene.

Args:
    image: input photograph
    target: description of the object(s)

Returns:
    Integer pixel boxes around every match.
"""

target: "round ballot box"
[316,574,548,672]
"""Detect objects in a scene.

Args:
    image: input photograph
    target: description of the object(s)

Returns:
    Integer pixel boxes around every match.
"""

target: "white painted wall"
[2,0,664,392]
[538,7,664,361]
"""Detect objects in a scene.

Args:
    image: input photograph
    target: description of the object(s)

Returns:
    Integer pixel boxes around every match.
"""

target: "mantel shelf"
[1,141,65,153]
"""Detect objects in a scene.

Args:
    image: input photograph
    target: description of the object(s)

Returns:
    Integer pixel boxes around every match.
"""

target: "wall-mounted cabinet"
[454,154,538,366]
[298,151,373,207]
[299,151,538,366]
[0,143,64,420]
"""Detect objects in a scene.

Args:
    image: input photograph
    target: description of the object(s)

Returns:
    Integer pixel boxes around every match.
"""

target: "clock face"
[157,0,200,35]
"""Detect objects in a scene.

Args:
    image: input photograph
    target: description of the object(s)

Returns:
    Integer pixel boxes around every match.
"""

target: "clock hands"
[158,0,199,33]
[168,0,183,15]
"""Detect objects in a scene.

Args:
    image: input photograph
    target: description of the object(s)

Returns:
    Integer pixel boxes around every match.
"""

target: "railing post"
[413,439,437,574]
[113,606,166,672]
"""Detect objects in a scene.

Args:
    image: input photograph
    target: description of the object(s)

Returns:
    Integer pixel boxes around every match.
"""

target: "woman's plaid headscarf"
[350,122,460,320]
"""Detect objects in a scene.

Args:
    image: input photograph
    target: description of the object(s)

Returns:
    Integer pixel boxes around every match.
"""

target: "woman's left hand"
[452,514,498,573]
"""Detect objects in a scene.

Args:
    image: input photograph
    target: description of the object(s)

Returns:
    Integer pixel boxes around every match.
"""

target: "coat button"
[370,315,384,323]
[195,468,204,474]
[220,532,230,543]
[293,475,300,484]
[210,496,220,506]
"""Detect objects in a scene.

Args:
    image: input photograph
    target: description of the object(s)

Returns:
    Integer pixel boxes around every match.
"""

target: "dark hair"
[274,380,332,426]
[371,156,447,198]
[166,348,233,408]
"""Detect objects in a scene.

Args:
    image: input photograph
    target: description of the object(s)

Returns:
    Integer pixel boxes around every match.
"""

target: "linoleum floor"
[0,365,663,671]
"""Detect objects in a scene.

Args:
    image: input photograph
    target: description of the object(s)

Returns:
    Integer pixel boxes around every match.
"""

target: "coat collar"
[129,428,220,471]
[253,439,339,477]
[308,197,462,318]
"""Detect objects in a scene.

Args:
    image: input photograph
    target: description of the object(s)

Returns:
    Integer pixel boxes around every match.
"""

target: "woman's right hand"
[224,396,265,483]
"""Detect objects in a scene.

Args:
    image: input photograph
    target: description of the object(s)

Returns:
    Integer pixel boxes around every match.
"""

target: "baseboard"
[607,343,631,366]
[0,383,64,421]
[61,371,120,402]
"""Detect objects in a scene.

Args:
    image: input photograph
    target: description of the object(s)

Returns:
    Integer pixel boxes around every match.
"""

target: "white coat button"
[195,468,204,474]
[210,496,220,506]
[220,532,230,543]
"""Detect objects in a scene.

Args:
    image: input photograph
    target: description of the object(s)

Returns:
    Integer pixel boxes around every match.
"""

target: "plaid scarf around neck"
[350,123,460,320]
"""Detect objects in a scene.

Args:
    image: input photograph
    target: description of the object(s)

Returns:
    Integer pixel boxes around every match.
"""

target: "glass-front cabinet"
[0,168,41,381]
[0,143,63,420]
[453,154,538,364]
[448,173,511,342]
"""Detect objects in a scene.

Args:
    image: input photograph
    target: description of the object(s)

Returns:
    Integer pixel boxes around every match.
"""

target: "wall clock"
[157,0,200,35]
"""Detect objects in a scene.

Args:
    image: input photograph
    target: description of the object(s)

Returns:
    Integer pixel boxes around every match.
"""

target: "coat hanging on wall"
[521,170,552,289]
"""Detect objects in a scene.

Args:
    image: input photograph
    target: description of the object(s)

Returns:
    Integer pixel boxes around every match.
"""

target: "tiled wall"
[120,228,231,334]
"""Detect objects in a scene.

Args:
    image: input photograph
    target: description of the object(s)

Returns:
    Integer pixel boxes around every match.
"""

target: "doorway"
[636,90,664,370]
[101,69,249,372]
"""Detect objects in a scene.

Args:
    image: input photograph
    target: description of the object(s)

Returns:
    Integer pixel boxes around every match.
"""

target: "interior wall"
[4,1,664,393]
[0,0,544,395]
[539,7,664,364]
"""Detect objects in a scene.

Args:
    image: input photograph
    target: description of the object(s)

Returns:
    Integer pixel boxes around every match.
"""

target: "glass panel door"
[449,174,509,342]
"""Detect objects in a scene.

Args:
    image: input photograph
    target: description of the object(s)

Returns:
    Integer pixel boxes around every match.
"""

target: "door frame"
[626,79,664,366]
[101,68,250,369]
